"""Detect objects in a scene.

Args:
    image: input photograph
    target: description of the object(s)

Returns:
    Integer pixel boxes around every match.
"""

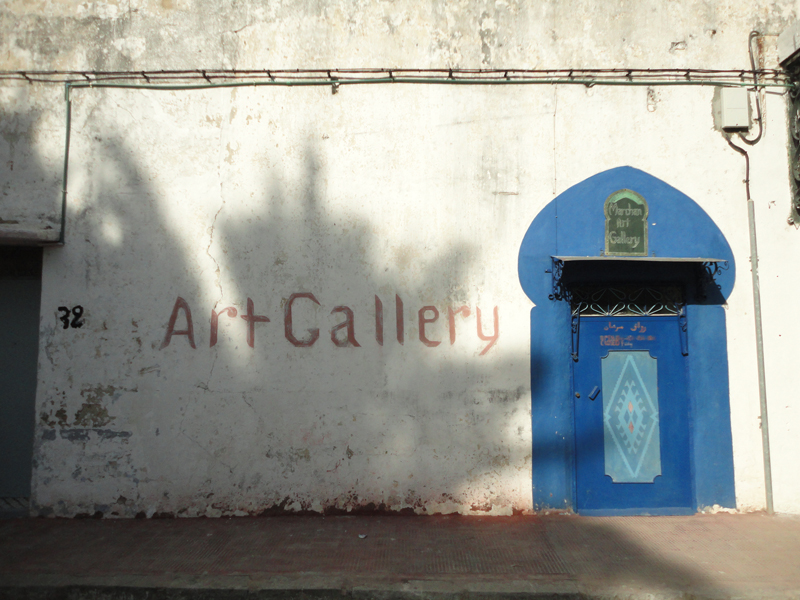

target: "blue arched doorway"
[518,167,736,515]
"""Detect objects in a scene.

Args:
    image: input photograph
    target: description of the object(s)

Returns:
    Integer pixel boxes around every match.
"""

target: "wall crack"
[180,430,234,474]
[206,203,224,307]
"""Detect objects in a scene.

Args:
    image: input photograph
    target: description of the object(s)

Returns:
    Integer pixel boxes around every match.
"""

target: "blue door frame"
[518,167,736,514]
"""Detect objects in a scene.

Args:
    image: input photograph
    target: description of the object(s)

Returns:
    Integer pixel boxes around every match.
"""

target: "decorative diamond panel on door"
[601,351,661,483]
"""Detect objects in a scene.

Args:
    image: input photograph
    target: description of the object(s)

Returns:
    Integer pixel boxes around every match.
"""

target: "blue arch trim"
[518,167,736,513]
[519,166,735,304]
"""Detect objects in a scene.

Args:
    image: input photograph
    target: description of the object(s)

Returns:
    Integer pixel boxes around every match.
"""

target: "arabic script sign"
[604,189,648,256]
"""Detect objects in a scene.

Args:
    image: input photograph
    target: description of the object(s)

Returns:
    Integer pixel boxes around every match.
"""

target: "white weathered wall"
[2,0,800,515]
[33,84,538,516]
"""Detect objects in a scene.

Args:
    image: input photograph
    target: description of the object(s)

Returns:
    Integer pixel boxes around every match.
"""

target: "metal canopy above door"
[548,256,730,306]
[552,256,728,262]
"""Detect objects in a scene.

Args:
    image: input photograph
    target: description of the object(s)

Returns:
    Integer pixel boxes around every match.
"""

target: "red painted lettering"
[285,292,320,347]
[476,306,499,355]
[395,294,404,345]
[375,295,384,346]
[601,335,622,347]
[447,305,471,344]
[240,298,270,348]
[331,306,360,347]
[210,306,238,347]
[418,306,441,347]
[160,296,196,349]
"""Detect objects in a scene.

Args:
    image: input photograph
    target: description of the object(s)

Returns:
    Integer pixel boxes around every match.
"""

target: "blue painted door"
[573,315,693,515]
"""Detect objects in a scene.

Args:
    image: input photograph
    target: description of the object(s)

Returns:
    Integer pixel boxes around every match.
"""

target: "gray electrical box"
[713,87,751,132]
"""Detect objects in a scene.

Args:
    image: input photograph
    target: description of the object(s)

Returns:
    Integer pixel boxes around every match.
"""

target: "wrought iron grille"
[569,285,684,317]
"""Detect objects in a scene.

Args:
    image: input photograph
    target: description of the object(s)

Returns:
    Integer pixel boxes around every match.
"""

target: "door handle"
[588,386,600,401]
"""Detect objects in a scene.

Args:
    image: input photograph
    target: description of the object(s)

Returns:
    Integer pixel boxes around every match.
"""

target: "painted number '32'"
[58,306,84,329]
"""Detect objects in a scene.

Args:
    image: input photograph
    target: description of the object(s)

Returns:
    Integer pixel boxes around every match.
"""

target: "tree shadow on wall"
[31,92,532,519]
[163,142,534,517]
[4,89,732,597]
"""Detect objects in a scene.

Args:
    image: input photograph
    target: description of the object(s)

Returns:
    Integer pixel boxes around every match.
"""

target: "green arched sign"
[605,189,648,256]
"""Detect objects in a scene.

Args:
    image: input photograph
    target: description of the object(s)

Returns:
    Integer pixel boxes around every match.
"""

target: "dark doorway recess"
[0,246,42,517]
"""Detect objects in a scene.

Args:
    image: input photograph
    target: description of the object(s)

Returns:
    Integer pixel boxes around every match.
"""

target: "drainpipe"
[58,83,72,246]
[723,32,773,515]
[727,137,774,516]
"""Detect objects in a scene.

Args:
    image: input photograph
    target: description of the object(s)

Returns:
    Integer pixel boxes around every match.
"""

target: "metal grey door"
[0,248,42,501]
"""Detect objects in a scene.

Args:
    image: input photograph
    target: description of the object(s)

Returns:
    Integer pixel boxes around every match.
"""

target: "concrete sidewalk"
[1,512,799,600]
